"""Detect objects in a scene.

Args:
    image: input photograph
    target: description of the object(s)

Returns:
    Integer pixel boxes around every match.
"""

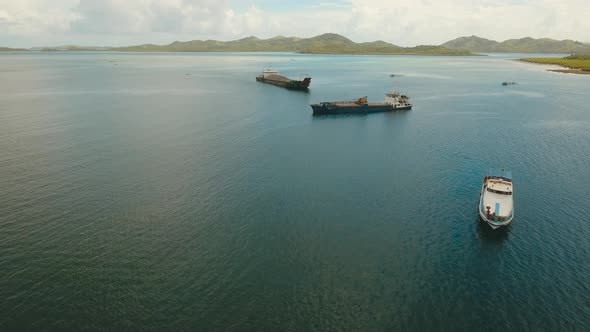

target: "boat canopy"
[488,168,512,181]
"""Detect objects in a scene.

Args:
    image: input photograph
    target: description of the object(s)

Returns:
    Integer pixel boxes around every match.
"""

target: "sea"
[1,52,589,331]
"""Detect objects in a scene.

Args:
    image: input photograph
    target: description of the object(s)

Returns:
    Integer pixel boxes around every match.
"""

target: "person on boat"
[486,207,491,217]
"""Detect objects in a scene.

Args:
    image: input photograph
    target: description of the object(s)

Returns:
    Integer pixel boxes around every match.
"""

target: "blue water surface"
[0,52,589,330]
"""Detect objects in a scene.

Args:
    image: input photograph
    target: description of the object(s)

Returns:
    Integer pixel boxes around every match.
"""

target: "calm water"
[1,52,589,331]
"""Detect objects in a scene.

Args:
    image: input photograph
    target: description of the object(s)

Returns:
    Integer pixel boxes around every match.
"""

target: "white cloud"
[0,0,79,35]
[0,0,588,47]
[341,0,590,45]
[68,1,273,41]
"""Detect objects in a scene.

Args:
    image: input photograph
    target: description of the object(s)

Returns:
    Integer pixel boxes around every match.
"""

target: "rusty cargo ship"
[311,91,412,115]
[256,70,311,91]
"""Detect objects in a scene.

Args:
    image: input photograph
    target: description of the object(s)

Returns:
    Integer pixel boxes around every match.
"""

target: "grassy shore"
[521,55,590,74]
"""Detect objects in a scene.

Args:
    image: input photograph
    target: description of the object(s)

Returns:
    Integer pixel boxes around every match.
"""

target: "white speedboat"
[478,169,514,229]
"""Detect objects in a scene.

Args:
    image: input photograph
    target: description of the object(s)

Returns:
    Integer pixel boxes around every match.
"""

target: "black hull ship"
[311,91,412,115]
[256,70,311,91]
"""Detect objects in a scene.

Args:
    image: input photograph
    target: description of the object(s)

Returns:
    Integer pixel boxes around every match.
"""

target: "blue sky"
[0,0,588,48]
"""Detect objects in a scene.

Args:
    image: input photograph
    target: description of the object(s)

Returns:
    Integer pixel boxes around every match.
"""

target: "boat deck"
[323,102,391,108]
[263,74,290,83]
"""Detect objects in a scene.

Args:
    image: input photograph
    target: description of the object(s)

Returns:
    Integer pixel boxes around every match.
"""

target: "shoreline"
[548,69,590,75]
[520,58,590,75]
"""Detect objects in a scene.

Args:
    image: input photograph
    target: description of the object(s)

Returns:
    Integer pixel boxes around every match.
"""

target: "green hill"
[26,33,590,55]
[114,33,471,55]
[441,36,499,52]
[442,36,590,53]
[8,33,590,55]
[0,47,27,51]
[39,45,122,51]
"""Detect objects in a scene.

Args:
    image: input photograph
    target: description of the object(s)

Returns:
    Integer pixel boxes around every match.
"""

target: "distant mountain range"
[3,33,590,55]
[0,47,27,51]
[31,45,112,52]
[442,35,590,54]
[113,33,470,55]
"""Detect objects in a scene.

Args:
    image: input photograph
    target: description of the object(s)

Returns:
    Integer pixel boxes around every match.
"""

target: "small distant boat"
[502,81,517,86]
[478,168,514,229]
[310,90,412,115]
[256,70,311,91]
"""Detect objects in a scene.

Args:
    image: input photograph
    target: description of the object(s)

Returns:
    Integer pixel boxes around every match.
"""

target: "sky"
[0,0,589,47]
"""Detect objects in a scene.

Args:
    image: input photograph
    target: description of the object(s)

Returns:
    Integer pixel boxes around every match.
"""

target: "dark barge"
[311,92,412,115]
[256,70,311,91]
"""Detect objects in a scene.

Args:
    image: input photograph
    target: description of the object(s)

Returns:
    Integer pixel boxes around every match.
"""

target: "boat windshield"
[486,187,512,195]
